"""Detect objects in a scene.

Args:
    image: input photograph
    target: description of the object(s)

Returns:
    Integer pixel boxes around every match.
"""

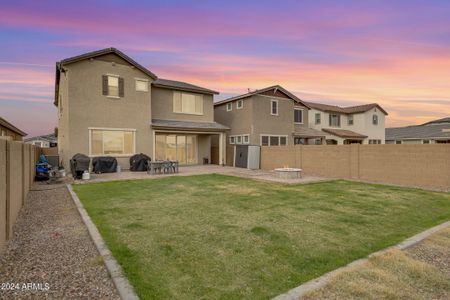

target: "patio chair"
[163,161,173,174]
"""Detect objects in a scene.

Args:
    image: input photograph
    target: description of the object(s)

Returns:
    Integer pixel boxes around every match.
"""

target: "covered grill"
[70,153,90,179]
[130,153,151,171]
[92,156,118,173]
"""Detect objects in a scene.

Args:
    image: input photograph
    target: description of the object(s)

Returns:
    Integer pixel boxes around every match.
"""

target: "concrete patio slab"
[78,165,331,185]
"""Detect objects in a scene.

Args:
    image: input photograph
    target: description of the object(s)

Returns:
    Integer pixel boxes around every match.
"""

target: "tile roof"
[322,128,367,139]
[24,133,56,143]
[153,78,219,95]
[421,117,450,126]
[214,85,310,108]
[151,119,229,131]
[0,116,27,136]
[305,102,388,115]
[54,48,218,105]
[386,122,450,140]
[58,47,158,79]
[294,127,327,137]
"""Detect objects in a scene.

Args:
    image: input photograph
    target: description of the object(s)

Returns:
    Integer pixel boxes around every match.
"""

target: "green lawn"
[73,175,450,300]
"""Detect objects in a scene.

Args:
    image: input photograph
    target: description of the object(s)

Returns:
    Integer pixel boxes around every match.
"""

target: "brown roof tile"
[214,85,310,108]
[305,102,388,115]
[322,128,367,139]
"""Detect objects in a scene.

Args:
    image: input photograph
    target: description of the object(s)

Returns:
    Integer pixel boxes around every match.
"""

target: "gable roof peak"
[214,85,310,108]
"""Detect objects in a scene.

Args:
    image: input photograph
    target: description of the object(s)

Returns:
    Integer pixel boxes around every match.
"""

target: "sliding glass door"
[155,134,198,164]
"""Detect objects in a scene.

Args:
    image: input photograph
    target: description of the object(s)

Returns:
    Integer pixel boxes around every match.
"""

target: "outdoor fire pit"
[274,167,302,179]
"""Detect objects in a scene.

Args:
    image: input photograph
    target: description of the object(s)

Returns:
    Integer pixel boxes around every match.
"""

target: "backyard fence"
[261,144,450,191]
[0,139,38,251]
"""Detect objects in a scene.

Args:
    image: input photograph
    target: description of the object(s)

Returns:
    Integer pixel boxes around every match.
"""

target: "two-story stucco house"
[305,102,388,144]
[214,86,326,148]
[55,48,228,169]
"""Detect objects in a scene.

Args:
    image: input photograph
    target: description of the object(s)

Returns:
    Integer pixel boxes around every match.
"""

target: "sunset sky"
[1,0,450,137]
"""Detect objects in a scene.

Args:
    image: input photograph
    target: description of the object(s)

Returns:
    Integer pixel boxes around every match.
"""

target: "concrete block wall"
[0,140,37,252]
[261,144,450,191]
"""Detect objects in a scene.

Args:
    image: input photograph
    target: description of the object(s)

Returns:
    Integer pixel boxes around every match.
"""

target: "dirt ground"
[303,226,450,300]
[0,182,119,299]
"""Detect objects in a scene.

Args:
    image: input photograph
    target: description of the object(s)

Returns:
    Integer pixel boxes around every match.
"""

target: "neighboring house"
[305,102,388,144]
[214,85,326,147]
[0,116,27,141]
[24,133,57,148]
[55,48,228,170]
[386,117,450,144]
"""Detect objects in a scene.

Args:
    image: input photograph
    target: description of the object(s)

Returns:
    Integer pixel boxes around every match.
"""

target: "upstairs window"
[329,114,341,127]
[102,75,124,97]
[294,108,303,123]
[135,79,148,92]
[271,100,278,115]
[229,136,235,144]
[226,102,232,111]
[348,114,354,125]
[237,100,243,109]
[315,113,321,124]
[173,92,203,115]
[372,114,379,125]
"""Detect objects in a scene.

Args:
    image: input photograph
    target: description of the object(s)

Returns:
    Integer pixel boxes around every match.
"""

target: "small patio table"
[147,160,179,175]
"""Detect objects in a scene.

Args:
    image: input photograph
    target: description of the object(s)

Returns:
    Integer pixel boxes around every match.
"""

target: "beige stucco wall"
[152,87,215,122]
[214,97,253,140]
[0,125,24,141]
[214,95,309,146]
[197,135,211,163]
[261,144,450,191]
[308,107,386,144]
[58,58,154,169]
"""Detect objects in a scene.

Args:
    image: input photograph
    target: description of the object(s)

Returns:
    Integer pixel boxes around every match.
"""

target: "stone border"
[66,184,139,300]
[273,220,450,300]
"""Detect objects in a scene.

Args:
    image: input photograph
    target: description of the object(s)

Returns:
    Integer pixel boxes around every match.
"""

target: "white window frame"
[173,91,204,115]
[88,127,136,157]
[315,112,321,124]
[329,113,341,127]
[229,136,235,144]
[236,136,242,144]
[243,134,249,144]
[135,78,149,92]
[107,74,120,98]
[226,102,232,111]
[237,100,243,109]
[294,108,303,124]
[260,134,288,146]
[348,114,354,125]
[271,99,278,116]
[372,114,379,125]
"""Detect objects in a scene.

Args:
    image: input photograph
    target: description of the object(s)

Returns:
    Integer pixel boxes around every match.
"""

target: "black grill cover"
[130,153,151,171]
[70,153,90,179]
[92,156,117,173]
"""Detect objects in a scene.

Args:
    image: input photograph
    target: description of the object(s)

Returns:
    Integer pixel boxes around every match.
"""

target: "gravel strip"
[406,226,450,276]
[0,182,120,299]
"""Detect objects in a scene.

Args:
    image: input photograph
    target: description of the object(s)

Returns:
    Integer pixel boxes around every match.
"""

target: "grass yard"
[73,175,450,300]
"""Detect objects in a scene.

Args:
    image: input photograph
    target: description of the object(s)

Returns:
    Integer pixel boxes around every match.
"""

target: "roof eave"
[152,83,219,95]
